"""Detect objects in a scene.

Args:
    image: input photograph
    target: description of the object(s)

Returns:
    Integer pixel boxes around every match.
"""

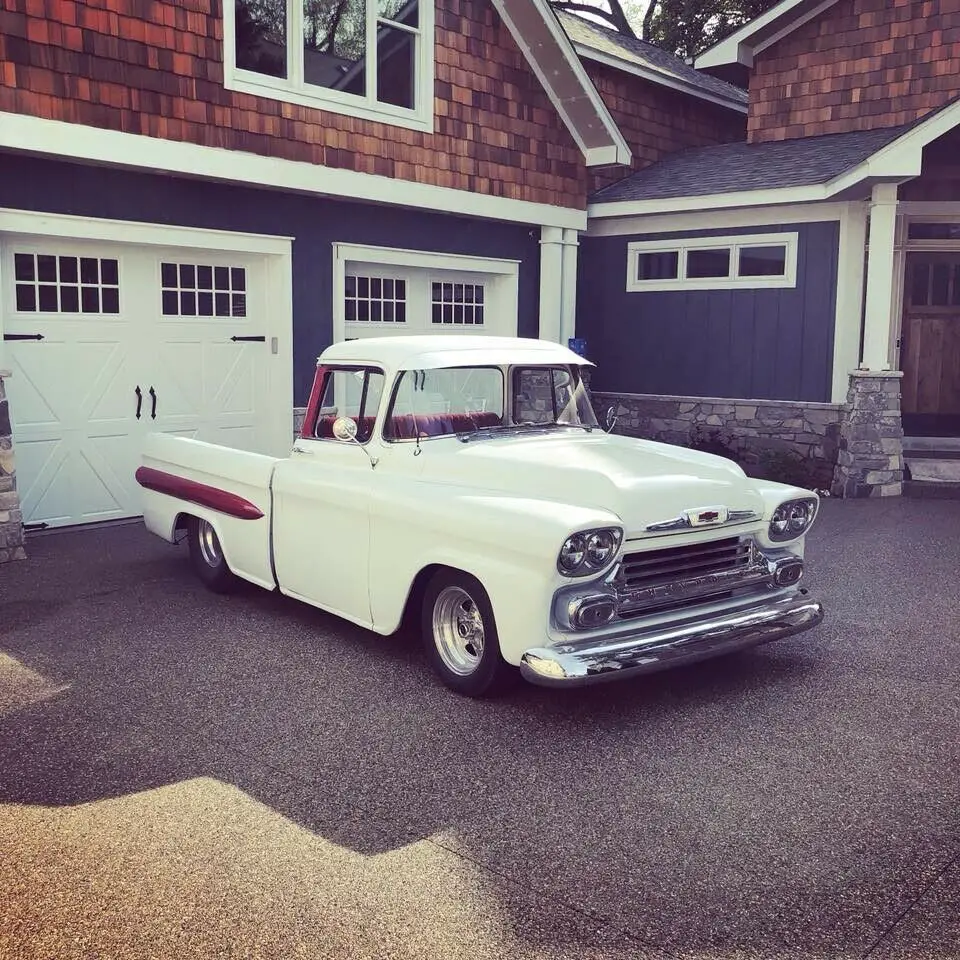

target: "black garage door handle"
[135,385,142,420]
[148,386,157,420]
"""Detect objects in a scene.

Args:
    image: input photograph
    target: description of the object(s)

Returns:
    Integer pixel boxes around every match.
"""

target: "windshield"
[384,366,505,440]
[512,366,598,428]
[383,363,596,441]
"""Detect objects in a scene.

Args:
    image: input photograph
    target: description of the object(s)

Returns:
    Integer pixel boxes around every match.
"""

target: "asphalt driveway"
[0,498,958,959]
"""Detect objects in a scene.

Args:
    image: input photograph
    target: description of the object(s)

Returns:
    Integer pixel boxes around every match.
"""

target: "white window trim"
[223,0,435,134]
[332,243,519,343]
[626,232,799,292]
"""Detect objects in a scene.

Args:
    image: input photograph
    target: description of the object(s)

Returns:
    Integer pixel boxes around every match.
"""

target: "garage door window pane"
[13,252,120,315]
[431,280,484,325]
[345,273,407,323]
[163,262,247,317]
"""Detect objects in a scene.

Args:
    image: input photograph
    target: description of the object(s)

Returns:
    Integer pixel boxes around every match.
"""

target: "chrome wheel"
[432,586,486,677]
[197,519,222,567]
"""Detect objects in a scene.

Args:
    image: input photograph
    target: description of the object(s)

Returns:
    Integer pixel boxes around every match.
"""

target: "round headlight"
[559,534,587,573]
[557,527,622,576]
[586,530,617,568]
[769,498,817,542]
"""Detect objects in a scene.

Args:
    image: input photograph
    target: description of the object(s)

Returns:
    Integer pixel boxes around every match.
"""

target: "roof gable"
[694,0,842,71]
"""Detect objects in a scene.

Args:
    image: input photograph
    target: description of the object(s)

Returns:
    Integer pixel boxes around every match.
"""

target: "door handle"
[148,386,157,420]
[135,385,142,420]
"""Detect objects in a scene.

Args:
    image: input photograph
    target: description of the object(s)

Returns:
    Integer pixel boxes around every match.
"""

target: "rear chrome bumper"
[520,593,824,687]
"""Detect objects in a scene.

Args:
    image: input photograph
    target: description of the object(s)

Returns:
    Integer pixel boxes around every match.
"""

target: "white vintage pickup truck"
[137,335,824,697]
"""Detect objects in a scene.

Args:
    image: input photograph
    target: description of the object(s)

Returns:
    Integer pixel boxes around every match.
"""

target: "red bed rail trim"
[135,466,265,521]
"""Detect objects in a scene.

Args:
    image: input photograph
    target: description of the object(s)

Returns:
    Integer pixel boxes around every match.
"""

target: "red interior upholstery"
[313,412,501,440]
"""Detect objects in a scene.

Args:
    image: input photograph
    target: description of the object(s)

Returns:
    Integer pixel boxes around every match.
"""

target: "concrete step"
[904,479,960,499]
[903,435,960,454]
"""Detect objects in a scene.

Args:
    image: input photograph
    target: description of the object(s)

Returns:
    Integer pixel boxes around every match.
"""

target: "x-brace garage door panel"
[2,235,276,528]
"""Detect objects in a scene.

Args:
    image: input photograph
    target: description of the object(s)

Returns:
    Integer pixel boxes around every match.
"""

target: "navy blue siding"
[577,221,840,402]
[0,154,543,405]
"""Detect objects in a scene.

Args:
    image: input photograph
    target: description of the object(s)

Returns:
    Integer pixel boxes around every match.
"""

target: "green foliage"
[641,0,780,60]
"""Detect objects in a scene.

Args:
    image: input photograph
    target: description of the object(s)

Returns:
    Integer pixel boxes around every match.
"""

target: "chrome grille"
[617,536,754,591]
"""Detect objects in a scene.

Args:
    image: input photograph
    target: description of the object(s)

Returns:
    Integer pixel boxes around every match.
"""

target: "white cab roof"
[318,335,593,370]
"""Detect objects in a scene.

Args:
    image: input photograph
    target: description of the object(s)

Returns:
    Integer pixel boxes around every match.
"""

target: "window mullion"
[366,0,377,104]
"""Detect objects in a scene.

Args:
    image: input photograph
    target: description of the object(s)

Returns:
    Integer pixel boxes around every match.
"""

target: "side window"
[312,367,384,442]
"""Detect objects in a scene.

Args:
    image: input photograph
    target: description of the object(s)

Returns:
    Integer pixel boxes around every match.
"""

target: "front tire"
[187,516,238,594]
[421,569,516,697]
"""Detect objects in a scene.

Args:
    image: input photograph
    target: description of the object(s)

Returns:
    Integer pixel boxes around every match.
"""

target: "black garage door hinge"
[231,335,266,342]
[24,522,49,531]
[3,333,44,341]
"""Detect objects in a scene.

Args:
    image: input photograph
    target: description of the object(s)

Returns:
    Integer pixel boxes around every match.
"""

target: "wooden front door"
[900,253,960,435]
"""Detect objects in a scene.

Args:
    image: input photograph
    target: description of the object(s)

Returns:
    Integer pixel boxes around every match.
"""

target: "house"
[581,0,960,498]
[0,0,747,558]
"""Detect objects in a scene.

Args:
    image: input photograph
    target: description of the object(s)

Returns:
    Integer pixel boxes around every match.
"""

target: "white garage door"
[1,232,288,529]
[337,246,520,343]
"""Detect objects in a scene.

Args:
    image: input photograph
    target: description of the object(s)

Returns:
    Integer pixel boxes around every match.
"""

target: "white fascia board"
[587,201,846,236]
[0,206,294,254]
[588,183,828,219]
[0,111,588,231]
[574,45,748,114]
[490,0,632,169]
[694,0,841,69]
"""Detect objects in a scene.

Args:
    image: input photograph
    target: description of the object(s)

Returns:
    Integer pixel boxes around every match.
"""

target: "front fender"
[368,482,622,663]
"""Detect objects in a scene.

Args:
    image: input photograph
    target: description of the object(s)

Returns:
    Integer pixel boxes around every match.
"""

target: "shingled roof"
[589,124,909,204]
[555,9,748,111]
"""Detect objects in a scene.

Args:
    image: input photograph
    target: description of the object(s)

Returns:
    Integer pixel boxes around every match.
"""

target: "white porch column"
[538,225,563,342]
[861,182,900,371]
[559,228,579,347]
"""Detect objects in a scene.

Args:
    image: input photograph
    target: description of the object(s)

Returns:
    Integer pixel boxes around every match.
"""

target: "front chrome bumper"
[520,592,824,687]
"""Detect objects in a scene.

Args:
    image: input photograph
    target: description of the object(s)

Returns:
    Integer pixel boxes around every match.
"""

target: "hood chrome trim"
[645,508,759,532]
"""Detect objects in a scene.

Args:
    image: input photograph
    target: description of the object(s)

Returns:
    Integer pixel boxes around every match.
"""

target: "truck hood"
[418,431,766,537]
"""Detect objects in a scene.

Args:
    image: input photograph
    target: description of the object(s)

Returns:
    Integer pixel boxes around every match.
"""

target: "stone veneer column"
[0,370,27,562]
[831,370,904,498]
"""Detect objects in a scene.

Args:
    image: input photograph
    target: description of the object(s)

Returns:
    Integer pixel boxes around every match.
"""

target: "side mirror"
[332,416,359,442]
[605,406,618,433]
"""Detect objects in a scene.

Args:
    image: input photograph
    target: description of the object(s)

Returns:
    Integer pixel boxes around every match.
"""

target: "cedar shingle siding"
[584,60,746,192]
[749,0,960,143]
[0,0,587,207]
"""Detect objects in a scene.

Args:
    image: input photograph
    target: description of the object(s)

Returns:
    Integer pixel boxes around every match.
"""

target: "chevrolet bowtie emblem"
[684,506,728,527]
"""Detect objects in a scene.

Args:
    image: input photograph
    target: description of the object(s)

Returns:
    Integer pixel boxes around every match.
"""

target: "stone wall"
[591,390,844,492]
[0,372,26,563]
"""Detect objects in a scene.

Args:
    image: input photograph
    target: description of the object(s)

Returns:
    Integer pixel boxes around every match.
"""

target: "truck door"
[271,365,384,625]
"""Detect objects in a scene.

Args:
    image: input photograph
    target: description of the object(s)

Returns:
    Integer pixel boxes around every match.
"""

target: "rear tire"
[187,516,238,594]
[421,569,516,697]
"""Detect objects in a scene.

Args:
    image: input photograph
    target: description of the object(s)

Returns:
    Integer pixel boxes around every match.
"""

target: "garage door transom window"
[160,262,247,317]
[14,252,120,314]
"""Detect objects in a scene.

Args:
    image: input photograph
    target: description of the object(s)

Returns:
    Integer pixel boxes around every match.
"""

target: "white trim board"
[491,0,632,168]
[572,44,748,114]
[587,201,846,236]
[0,112,588,231]
[0,207,293,254]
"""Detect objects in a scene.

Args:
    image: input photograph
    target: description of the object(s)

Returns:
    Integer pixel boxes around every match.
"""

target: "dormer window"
[225,0,434,132]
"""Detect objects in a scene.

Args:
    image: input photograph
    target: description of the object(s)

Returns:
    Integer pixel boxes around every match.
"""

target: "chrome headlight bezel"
[557,527,623,577]
[768,497,818,542]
